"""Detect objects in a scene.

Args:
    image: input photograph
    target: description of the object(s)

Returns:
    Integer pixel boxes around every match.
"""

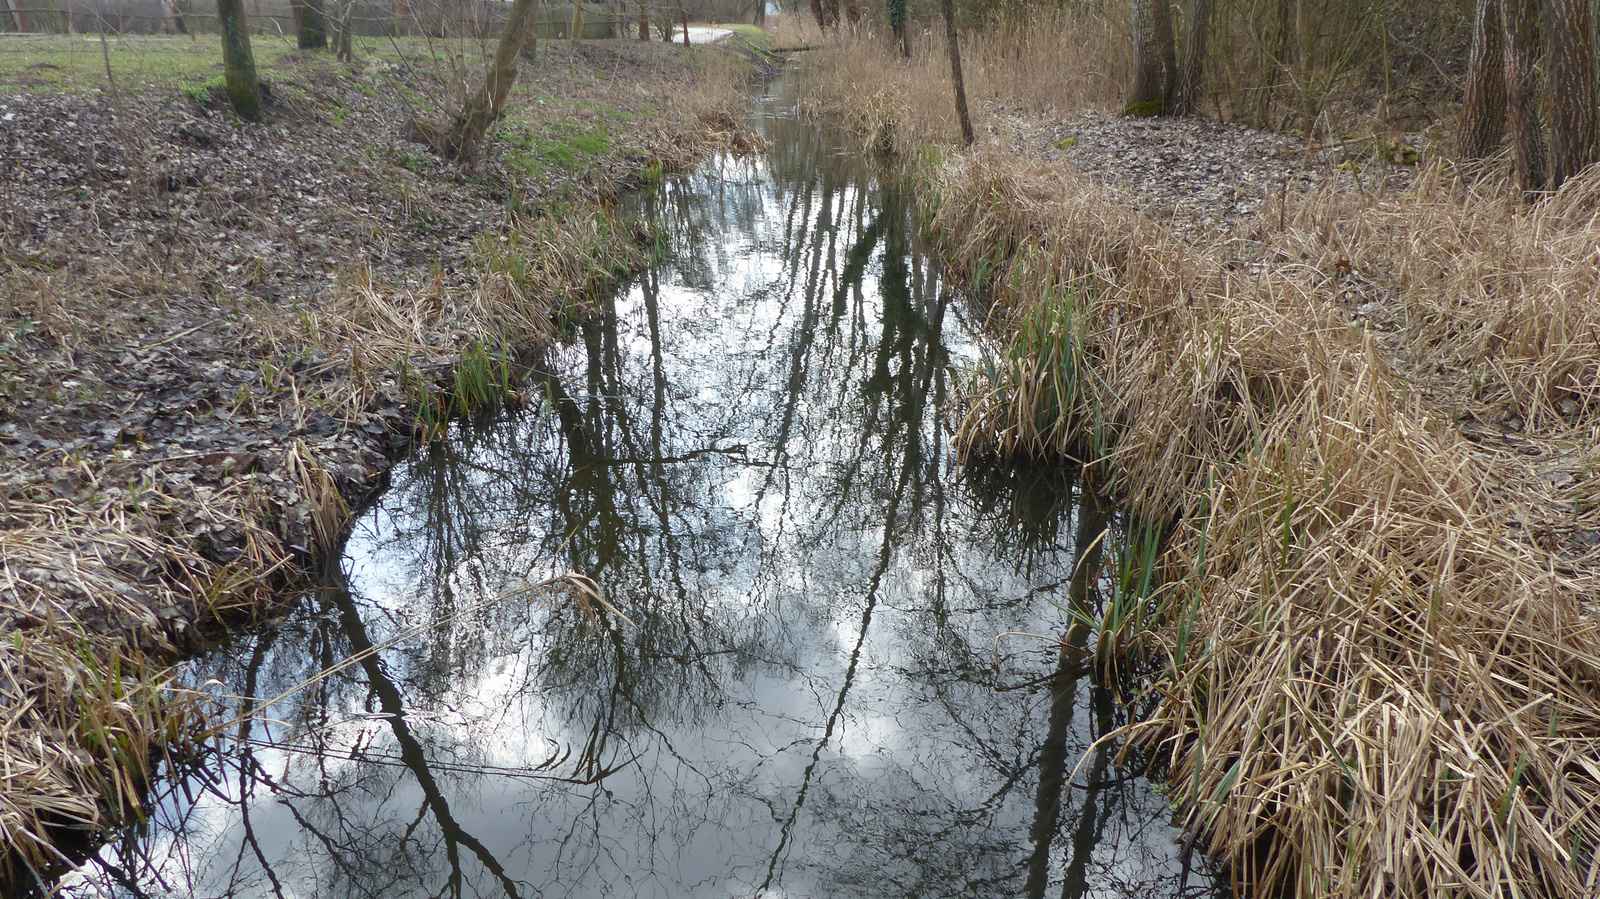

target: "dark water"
[62,82,1225,899]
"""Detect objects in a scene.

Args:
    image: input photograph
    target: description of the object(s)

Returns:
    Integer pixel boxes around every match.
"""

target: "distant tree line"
[802,0,1599,194]
[1119,0,1596,190]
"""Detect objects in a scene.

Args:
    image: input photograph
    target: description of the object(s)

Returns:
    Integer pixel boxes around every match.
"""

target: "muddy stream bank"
[56,79,1227,899]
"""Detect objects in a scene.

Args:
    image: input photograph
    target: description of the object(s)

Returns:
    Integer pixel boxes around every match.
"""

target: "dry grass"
[792,8,1128,155]
[0,204,643,889]
[788,16,1600,892]
[0,40,752,887]
[930,146,1600,897]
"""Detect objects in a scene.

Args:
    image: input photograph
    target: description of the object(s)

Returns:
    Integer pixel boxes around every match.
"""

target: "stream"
[62,80,1226,899]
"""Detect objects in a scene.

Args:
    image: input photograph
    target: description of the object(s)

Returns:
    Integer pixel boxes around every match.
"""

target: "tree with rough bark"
[418,0,538,160]
[292,0,328,49]
[1129,0,1176,114]
[638,1,650,40]
[1170,0,1211,115]
[1501,0,1546,192]
[888,0,910,57]
[217,0,263,121]
[1459,0,1506,160]
[941,0,973,145]
[1543,0,1599,188]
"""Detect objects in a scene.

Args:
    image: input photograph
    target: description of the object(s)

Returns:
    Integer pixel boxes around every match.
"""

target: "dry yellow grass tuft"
[932,146,1600,897]
[793,8,1128,155]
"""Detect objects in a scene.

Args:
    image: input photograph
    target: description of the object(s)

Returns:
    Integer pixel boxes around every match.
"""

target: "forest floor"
[978,102,1599,563]
[0,33,764,886]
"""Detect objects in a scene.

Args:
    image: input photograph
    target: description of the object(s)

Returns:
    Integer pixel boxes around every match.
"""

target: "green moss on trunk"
[217,0,262,121]
[293,0,328,50]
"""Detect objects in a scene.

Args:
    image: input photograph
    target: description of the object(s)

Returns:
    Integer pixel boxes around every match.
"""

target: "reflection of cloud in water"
[62,80,1228,899]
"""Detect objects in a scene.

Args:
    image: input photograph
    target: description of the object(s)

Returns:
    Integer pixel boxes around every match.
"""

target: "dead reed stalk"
[931,147,1600,898]
[794,8,1128,155]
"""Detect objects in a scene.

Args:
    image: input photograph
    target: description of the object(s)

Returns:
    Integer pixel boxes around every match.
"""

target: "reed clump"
[795,8,1128,155]
[933,148,1600,897]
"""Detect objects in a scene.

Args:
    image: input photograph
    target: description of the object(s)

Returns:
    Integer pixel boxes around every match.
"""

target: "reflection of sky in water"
[60,82,1226,899]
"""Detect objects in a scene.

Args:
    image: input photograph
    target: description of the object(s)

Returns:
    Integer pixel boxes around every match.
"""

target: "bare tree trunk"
[1172,0,1211,115]
[637,0,648,40]
[1460,0,1506,158]
[1501,0,1547,193]
[164,0,190,34]
[328,0,350,57]
[292,0,327,48]
[428,0,537,159]
[810,0,823,28]
[940,0,974,146]
[888,0,909,57]
[520,0,538,55]
[680,6,688,44]
[217,0,263,120]
[1543,0,1599,188]
[1130,0,1175,113]
[570,0,582,40]
[5,0,28,31]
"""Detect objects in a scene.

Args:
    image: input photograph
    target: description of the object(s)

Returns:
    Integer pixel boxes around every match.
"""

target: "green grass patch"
[501,118,614,180]
[721,24,772,49]
[568,98,636,122]
[0,34,308,91]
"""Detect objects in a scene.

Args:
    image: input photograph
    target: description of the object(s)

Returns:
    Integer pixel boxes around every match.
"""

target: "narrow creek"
[63,81,1226,899]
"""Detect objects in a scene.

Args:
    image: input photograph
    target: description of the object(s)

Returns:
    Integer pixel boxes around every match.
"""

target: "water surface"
[64,81,1225,899]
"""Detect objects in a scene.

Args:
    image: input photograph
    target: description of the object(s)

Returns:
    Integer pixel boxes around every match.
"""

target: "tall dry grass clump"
[1270,167,1600,430]
[934,149,1600,897]
[794,8,1129,154]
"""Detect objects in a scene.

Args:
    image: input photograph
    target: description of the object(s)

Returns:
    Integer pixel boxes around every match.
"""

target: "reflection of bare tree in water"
[70,84,1225,899]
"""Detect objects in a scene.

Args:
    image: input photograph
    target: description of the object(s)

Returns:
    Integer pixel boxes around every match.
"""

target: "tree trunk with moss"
[1460,0,1506,159]
[941,0,973,146]
[426,0,537,160]
[292,0,328,49]
[1171,0,1210,115]
[1129,0,1175,114]
[1543,0,1599,188]
[1501,0,1546,193]
[888,0,909,57]
[217,0,263,121]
